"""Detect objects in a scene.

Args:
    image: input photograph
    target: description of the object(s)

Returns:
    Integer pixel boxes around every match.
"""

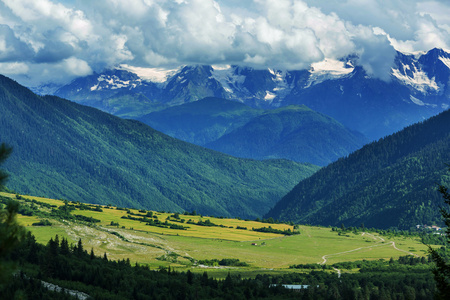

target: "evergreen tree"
[0,144,25,286]
[75,238,84,256]
[60,237,70,255]
[26,233,39,264]
[0,143,12,188]
[429,166,450,299]
[187,270,193,285]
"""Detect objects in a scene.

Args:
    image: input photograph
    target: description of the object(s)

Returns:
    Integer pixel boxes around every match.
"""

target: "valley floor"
[2,192,433,279]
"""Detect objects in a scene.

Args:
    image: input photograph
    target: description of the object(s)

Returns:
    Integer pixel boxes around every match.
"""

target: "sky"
[1,0,450,86]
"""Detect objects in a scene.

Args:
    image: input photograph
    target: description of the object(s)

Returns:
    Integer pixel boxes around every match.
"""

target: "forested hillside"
[0,75,318,219]
[266,109,450,228]
[206,105,367,166]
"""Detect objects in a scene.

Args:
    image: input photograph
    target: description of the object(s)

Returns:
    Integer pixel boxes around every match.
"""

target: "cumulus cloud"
[0,24,34,61]
[352,25,397,81]
[63,57,92,76]
[0,62,29,74]
[303,0,450,51]
[0,0,449,86]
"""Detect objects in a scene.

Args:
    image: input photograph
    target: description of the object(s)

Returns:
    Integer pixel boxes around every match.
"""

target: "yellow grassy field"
[4,192,433,277]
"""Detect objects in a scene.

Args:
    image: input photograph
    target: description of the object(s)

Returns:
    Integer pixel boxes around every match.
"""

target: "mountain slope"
[138,97,263,145]
[205,105,368,166]
[162,65,228,105]
[53,69,164,118]
[0,75,318,219]
[283,65,441,140]
[265,109,450,229]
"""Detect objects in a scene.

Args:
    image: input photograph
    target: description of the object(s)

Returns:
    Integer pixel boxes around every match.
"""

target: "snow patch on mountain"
[90,83,99,91]
[410,95,425,106]
[118,64,179,83]
[305,59,354,88]
[410,95,438,108]
[211,65,246,96]
[439,56,450,69]
[269,68,284,81]
[270,70,293,99]
[92,75,133,90]
[264,91,276,101]
[392,64,439,93]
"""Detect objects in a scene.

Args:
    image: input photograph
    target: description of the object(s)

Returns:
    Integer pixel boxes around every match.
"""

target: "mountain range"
[44,48,450,140]
[0,74,318,219]
[139,98,368,166]
[6,47,450,228]
[266,108,450,229]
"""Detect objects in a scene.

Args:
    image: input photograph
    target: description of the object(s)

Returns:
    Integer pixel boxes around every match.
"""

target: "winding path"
[319,232,419,277]
[319,241,393,265]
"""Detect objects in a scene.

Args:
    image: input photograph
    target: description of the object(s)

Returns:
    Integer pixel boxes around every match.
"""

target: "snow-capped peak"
[391,65,439,93]
[390,49,450,94]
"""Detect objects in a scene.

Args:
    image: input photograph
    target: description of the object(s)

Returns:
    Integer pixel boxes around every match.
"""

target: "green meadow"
[3,192,433,278]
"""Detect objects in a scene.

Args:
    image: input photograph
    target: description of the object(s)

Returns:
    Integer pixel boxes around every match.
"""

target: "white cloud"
[63,57,92,76]
[0,61,29,74]
[3,0,94,40]
[303,0,450,52]
[0,0,449,85]
[0,24,34,61]
[351,25,397,81]
[417,1,450,29]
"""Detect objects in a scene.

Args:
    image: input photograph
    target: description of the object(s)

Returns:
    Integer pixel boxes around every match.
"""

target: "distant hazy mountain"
[205,105,368,166]
[50,48,450,140]
[139,98,367,165]
[0,74,318,219]
[265,109,450,229]
[139,97,264,145]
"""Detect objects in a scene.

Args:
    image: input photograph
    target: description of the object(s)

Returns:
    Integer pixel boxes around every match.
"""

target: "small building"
[270,284,318,292]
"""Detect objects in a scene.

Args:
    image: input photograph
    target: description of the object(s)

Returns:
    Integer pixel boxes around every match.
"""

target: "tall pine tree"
[0,143,12,189]
[429,165,450,299]
[0,143,25,285]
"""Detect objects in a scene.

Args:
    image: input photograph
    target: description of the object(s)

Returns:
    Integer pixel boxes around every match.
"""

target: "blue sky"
[1,0,450,86]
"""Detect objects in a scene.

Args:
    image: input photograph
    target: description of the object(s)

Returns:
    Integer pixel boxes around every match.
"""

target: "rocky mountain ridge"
[38,48,450,140]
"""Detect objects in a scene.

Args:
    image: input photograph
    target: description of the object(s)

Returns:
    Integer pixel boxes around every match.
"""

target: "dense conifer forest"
[0,225,439,299]
[0,75,318,219]
[267,109,450,229]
